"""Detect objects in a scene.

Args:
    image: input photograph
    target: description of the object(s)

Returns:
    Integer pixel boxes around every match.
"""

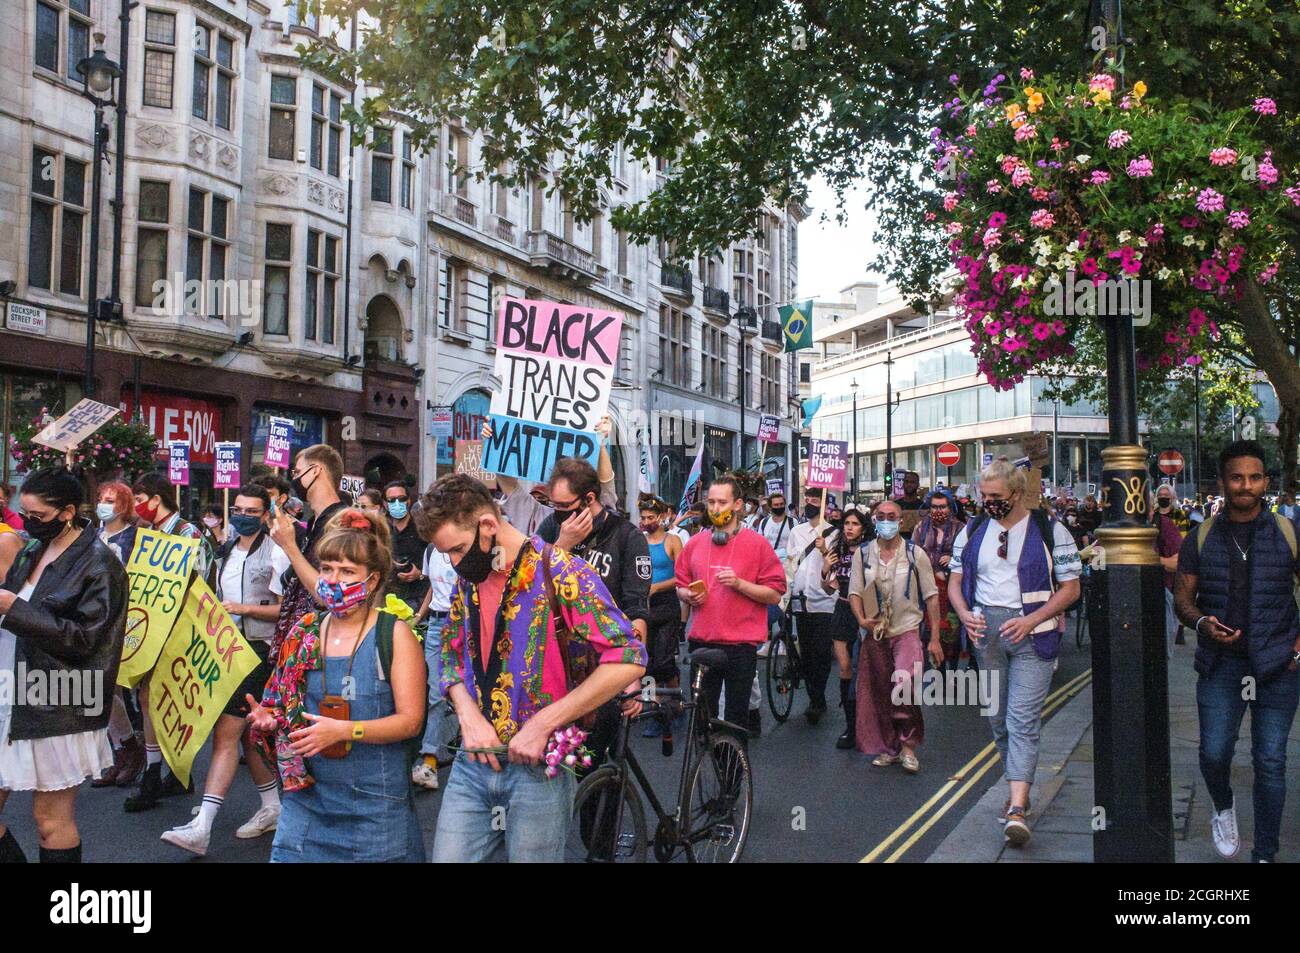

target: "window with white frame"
[134,179,169,308]
[35,0,91,81]
[310,85,343,175]
[439,259,466,332]
[263,223,291,335]
[28,147,86,297]
[701,324,725,397]
[192,25,236,128]
[268,74,296,160]
[142,9,176,108]
[185,187,229,318]
[658,304,691,388]
[304,229,339,343]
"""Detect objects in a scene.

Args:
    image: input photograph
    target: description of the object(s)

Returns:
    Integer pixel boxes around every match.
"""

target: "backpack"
[374,609,428,770]
[859,539,923,606]
[1196,512,1298,561]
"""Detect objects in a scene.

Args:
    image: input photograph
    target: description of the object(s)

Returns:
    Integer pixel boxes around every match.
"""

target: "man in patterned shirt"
[416,474,646,862]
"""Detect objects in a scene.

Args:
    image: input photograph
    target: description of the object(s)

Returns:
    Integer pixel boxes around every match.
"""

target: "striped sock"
[256,780,280,811]
[145,744,162,767]
[196,794,223,831]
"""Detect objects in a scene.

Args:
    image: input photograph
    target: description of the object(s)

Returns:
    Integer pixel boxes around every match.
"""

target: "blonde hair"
[979,459,1026,496]
[298,443,344,486]
[316,508,393,600]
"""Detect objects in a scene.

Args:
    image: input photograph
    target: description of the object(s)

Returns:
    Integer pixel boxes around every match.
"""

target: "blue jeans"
[420,616,458,761]
[431,753,576,862]
[1197,655,1300,862]
[972,606,1055,784]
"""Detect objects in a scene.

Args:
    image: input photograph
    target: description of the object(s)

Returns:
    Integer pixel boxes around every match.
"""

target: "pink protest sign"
[806,439,848,491]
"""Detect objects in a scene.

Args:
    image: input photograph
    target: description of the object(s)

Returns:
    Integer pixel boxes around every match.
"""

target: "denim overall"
[271,626,426,862]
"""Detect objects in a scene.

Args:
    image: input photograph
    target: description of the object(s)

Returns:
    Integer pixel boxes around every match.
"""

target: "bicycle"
[764,602,802,723]
[566,647,754,863]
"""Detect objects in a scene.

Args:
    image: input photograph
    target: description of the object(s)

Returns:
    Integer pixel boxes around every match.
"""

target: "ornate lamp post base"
[1091,443,1174,862]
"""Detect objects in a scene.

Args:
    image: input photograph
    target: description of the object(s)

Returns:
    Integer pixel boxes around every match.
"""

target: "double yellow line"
[860,667,1093,863]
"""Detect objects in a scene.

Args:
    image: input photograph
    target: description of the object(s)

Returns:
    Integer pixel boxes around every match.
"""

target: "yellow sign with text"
[117,528,200,688]
[147,578,259,787]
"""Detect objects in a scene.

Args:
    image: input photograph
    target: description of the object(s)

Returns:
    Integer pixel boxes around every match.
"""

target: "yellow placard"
[147,578,259,787]
[117,528,200,688]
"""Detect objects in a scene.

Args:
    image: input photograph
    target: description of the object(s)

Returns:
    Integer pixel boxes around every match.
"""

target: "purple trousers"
[855,629,925,757]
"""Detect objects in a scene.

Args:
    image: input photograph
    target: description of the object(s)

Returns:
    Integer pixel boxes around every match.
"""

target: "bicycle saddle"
[687,647,729,669]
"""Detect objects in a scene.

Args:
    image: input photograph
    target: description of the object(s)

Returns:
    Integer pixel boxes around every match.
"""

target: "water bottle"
[968,605,985,648]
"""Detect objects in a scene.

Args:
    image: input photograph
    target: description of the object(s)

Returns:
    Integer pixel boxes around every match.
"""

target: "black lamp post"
[736,307,757,471]
[1085,0,1174,863]
[75,38,121,400]
[850,378,859,502]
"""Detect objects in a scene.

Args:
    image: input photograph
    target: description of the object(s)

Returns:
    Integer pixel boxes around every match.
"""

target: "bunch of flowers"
[543,725,594,779]
[8,409,161,479]
[930,72,1296,390]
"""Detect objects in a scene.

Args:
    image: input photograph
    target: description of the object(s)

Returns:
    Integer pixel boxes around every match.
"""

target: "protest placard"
[455,439,498,489]
[213,442,240,490]
[757,414,780,444]
[481,297,622,481]
[264,416,294,470]
[167,441,190,486]
[765,478,785,498]
[339,474,366,501]
[118,529,200,688]
[31,398,120,452]
[147,578,258,787]
[430,405,454,438]
[806,439,849,491]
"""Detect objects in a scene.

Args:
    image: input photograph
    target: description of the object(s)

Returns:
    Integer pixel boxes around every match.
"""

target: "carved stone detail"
[262,173,296,196]
[135,124,173,149]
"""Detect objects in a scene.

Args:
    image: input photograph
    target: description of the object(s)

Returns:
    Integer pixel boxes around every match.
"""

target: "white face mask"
[96,502,117,522]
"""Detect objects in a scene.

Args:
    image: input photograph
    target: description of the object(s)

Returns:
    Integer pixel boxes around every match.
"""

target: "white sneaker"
[160,818,211,857]
[412,762,439,790]
[757,642,771,658]
[235,804,281,839]
[1210,801,1240,859]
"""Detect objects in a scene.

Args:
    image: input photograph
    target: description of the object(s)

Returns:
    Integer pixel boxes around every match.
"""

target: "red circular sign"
[1158,450,1185,475]
[936,443,962,467]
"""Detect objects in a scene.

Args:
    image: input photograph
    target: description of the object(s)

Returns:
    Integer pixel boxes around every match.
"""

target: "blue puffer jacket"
[1193,513,1298,681]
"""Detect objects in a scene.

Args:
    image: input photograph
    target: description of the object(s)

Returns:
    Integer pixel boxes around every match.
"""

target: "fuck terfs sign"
[481,297,623,482]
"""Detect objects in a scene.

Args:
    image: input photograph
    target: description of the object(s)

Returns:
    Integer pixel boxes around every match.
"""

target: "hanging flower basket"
[8,409,161,481]
[930,70,1296,391]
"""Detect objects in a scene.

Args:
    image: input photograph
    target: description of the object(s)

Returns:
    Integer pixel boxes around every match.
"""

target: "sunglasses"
[998,529,1010,560]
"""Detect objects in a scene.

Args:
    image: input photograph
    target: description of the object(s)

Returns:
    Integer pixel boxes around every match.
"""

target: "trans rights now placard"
[482,297,623,483]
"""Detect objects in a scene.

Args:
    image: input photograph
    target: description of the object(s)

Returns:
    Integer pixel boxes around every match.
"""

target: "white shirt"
[755,513,798,561]
[219,547,249,628]
[268,541,292,597]
[422,547,458,613]
[950,514,1081,610]
[787,519,839,613]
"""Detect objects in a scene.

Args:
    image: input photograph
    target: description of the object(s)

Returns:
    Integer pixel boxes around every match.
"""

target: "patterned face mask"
[316,577,369,617]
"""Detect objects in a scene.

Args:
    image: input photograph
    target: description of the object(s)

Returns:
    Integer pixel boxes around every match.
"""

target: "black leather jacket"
[2,519,128,741]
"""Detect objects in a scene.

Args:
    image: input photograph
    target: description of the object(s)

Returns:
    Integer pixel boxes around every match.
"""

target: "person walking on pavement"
[160,485,284,855]
[639,497,683,734]
[787,489,840,723]
[822,508,872,749]
[848,500,943,772]
[1153,484,1186,659]
[676,476,787,728]
[1173,440,1300,863]
[124,470,215,812]
[913,489,966,674]
[418,475,645,862]
[0,468,128,863]
[383,481,429,613]
[1275,490,1297,521]
[411,542,460,791]
[947,460,1081,848]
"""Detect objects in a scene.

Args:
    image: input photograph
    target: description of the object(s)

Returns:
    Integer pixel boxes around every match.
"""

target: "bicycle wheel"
[566,768,648,863]
[684,729,753,863]
[766,630,796,723]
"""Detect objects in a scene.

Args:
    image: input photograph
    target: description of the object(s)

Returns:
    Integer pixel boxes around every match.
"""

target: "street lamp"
[1085,0,1173,864]
[850,378,859,502]
[75,36,121,400]
[736,306,757,471]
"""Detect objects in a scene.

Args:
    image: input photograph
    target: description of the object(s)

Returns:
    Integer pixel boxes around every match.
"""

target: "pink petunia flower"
[1209,147,1237,167]
[1030,209,1055,229]
[1089,74,1116,93]
[1020,68,1034,80]
[987,211,1007,229]
[1253,97,1277,115]
[1196,188,1225,213]
[1089,170,1111,185]
[1011,165,1033,187]
[1013,123,1037,142]
[943,192,959,211]
[1258,154,1278,186]
[1126,155,1153,177]
[1106,128,1131,149]
[1226,209,1250,229]
[986,179,1002,194]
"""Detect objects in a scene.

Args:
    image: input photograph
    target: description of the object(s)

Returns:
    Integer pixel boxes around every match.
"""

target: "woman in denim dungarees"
[248,509,427,863]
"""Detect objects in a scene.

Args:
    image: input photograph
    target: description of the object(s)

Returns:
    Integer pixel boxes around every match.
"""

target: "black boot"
[39,843,82,863]
[0,828,27,863]
[835,679,856,749]
[124,763,162,812]
[159,768,192,798]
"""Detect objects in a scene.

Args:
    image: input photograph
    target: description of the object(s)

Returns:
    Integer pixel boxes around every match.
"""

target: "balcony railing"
[433,191,478,228]
[660,262,693,298]
[486,214,515,244]
[761,319,783,345]
[702,285,729,315]
[524,230,601,283]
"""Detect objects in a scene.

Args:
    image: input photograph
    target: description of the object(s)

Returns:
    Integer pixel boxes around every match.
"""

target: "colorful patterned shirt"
[441,536,646,742]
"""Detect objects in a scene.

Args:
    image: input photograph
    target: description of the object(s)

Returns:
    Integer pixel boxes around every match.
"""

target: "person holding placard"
[159,484,284,856]
[787,489,841,724]
[124,471,214,812]
[0,468,128,863]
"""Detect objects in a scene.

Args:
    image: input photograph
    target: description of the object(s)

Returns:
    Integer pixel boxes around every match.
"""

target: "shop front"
[434,388,491,477]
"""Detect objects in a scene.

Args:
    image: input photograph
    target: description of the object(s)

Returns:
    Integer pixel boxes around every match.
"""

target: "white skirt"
[0,718,113,793]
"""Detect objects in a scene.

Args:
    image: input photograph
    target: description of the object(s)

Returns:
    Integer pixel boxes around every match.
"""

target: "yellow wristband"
[351,721,364,741]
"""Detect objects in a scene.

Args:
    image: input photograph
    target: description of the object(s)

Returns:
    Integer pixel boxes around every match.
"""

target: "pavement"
[926,635,1300,863]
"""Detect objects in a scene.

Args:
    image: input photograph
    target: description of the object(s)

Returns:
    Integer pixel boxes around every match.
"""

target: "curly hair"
[413,473,499,539]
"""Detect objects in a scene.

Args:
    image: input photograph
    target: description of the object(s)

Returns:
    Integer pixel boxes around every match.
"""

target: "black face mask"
[453,524,497,584]
[292,465,319,500]
[24,512,70,543]
[770,505,786,516]
[804,503,820,520]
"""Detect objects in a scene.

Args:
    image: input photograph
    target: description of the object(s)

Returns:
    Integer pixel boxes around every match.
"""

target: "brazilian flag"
[779,299,814,352]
